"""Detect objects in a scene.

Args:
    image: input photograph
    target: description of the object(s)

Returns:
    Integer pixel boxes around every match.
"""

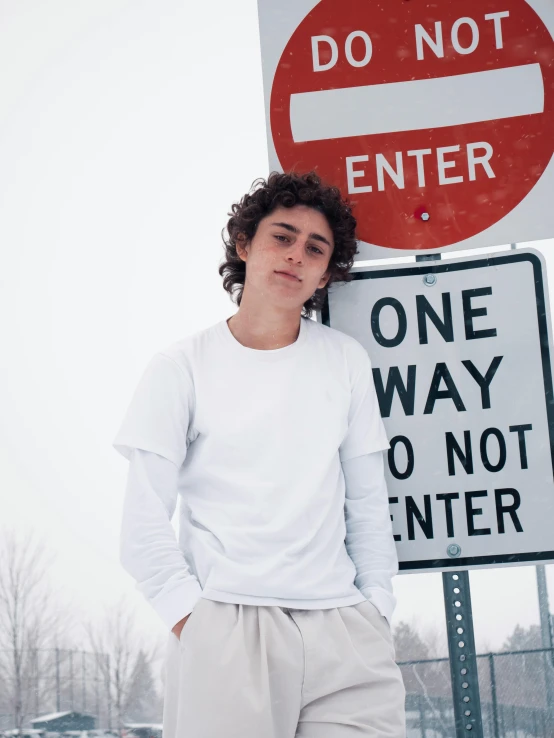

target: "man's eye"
[274,235,288,242]
[309,246,323,254]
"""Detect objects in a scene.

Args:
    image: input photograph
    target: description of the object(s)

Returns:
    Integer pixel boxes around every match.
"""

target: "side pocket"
[366,599,389,624]
[359,600,394,644]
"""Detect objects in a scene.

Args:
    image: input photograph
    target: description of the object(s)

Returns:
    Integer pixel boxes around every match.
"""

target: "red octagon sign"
[270,0,554,250]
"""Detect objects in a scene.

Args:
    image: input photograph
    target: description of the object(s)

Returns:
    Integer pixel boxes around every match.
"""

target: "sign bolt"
[423,273,437,287]
[414,206,430,222]
[447,543,462,558]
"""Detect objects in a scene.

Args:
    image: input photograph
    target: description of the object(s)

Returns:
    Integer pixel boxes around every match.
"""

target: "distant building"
[30,712,96,732]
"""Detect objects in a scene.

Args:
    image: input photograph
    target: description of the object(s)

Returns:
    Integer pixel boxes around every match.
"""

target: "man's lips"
[275,270,301,281]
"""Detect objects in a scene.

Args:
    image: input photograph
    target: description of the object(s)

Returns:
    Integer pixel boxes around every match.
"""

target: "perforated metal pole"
[443,570,484,736]
[415,252,484,737]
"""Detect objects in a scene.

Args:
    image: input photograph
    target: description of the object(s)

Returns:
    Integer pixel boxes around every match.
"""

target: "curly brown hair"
[218,170,360,318]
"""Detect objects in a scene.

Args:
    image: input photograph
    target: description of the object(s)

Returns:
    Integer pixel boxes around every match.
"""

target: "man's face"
[237,204,334,309]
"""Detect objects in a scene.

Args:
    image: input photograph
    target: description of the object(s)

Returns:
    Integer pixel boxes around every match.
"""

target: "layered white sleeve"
[113,351,202,630]
[120,448,203,630]
[339,341,389,462]
[343,450,398,627]
[113,351,194,468]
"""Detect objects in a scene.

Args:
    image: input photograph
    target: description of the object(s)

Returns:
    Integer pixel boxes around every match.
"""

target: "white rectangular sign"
[324,250,554,573]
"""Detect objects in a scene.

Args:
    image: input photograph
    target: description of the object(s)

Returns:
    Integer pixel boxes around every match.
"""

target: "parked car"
[58,732,115,738]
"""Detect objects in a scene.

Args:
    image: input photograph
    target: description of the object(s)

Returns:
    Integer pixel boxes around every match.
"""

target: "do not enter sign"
[258,0,554,256]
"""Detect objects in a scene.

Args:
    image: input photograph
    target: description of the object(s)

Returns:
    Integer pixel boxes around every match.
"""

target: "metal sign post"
[415,253,484,737]
[443,570,484,737]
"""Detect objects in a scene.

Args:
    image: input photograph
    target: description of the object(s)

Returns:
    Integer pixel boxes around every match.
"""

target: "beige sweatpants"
[162,597,406,737]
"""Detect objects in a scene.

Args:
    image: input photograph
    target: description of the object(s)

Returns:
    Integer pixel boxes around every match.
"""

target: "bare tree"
[83,594,164,736]
[0,527,75,733]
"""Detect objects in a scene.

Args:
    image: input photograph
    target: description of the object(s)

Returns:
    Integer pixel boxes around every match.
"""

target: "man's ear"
[236,232,250,262]
[318,270,331,289]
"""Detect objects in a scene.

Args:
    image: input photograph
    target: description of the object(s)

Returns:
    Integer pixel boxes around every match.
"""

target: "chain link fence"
[3,645,554,736]
[398,646,554,737]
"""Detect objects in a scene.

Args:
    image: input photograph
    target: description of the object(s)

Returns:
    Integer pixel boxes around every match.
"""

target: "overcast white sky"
[1,0,554,661]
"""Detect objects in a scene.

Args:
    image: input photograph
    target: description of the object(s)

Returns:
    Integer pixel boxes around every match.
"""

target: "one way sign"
[323,251,554,573]
[257,0,554,257]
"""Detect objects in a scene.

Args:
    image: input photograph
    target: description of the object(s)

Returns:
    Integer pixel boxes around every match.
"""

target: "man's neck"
[227,310,302,350]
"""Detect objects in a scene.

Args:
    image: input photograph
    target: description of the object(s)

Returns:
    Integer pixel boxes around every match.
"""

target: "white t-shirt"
[113,316,395,627]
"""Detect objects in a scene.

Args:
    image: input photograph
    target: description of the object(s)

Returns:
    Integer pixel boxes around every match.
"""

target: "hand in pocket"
[171,612,191,640]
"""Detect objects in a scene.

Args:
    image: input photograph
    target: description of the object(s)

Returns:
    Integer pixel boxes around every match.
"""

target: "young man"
[113,171,406,737]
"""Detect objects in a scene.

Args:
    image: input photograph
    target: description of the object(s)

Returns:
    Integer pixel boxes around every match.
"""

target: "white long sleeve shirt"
[120,448,398,630]
[114,316,398,631]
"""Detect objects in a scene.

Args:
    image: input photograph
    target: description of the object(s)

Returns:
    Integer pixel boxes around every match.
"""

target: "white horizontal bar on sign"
[289,64,544,142]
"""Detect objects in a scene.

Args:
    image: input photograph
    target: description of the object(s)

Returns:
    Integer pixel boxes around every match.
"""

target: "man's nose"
[287,240,305,261]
